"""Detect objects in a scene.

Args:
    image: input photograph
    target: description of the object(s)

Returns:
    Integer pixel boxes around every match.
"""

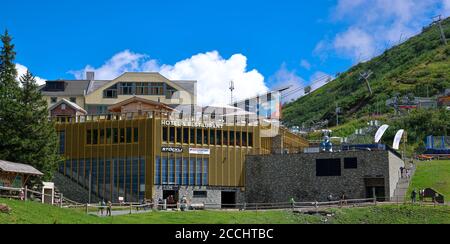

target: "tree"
[304,86,312,94]
[0,30,60,181]
[16,70,60,180]
[0,30,22,161]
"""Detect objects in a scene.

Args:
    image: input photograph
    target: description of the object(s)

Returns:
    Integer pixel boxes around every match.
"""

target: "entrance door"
[365,187,386,202]
[163,190,179,208]
[221,191,236,209]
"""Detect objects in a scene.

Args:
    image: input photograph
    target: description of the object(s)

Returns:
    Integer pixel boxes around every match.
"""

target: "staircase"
[392,163,416,202]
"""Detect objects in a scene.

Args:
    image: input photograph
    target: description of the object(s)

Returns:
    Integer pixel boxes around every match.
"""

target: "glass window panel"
[210,130,215,145]
[196,129,202,145]
[190,128,195,144]
[196,159,202,186]
[155,157,161,185]
[86,129,92,144]
[113,128,118,144]
[176,128,182,144]
[223,131,229,145]
[93,129,98,145]
[120,128,125,143]
[106,128,112,144]
[189,159,195,186]
[242,132,248,147]
[92,159,97,193]
[203,159,208,186]
[236,131,241,146]
[126,159,132,196]
[203,129,209,144]
[229,131,235,146]
[134,127,139,143]
[216,130,222,145]
[248,132,253,147]
[169,127,175,143]
[183,159,189,185]
[126,127,132,143]
[132,159,139,194]
[139,158,145,197]
[169,158,175,184]
[162,158,168,185]
[176,158,182,185]
[163,127,168,142]
[99,129,105,144]
[98,160,104,196]
[183,128,189,144]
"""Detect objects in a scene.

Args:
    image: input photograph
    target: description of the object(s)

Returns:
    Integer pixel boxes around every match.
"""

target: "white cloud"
[269,64,305,103]
[16,63,46,86]
[300,59,312,70]
[317,0,446,61]
[71,50,268,106]
[444,0,450,14]
[269,65,334,104]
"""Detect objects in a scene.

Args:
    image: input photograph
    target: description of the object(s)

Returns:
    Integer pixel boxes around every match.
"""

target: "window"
[223,131,229,145]
[163,127,168,142]
[248,132,253,147]
[166,85,177,98]
[190,128,195,144]
[189,159,195,185]
[162,158,168,185]
[229,131,235,146]
[155,158,161,185]
[99,129,105,144]
[209,130,215,145]
[196,159,202,186]
[196,129,202,145]
[86,129,92,145]
[58,131,65,154]
[151,83,164,95]
[344,158,358,169]
[134,127,139,143]
[169,127,175,143]
[51,97,57,103]
[120,128,125,143]
[135,82,146,95]
[61,104,66,110]
[119,82,134,95]
[126,127,132,143]
[106,128,112,144]
[316,158,341,177]
[103,84,118,98]
[216,130,222,145]
[113,128,118,144]
[203,129,208,145]
[183,159,189,185]
[183,128,189,144]
[169,159,175,184]
[193,191,207,198]
[176,158,182,185]
[236,131,241,146]
[70,97,77,103]
[92,129,98,145]
[242,132,248,147]
[176,128,182,144]
[202,159,208,185]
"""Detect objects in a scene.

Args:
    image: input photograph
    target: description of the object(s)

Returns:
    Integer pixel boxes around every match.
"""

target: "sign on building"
[189,148,211,155]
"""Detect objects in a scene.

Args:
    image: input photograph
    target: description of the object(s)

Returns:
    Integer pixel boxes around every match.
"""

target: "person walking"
[106,201,112,216]
[411,189,417,204]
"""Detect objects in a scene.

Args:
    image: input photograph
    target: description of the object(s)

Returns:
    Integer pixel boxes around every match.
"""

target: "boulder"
[0,204,12,214]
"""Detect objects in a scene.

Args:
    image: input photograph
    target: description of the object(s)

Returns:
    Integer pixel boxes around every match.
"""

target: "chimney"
[86,71,95,80]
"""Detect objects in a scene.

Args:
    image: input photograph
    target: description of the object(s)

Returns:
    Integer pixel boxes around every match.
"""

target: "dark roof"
[40,80,91,96]
[0,160,44,176]
[86,80,110,94]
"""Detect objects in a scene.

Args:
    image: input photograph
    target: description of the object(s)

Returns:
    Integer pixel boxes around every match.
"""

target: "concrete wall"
[388,151,405,199]
[245,150,402,203]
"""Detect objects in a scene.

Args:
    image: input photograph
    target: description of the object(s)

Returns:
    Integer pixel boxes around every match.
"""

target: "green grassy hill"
[282,17,450,144]
[407,160,450,201]
[1,198,450,224]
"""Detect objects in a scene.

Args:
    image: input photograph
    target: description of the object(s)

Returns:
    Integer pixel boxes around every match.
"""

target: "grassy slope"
[1,198,450,224]
[282,17,450,130]
[407,160,450,200]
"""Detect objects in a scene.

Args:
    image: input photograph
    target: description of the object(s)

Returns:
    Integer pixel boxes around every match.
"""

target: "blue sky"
[1,0,448,105]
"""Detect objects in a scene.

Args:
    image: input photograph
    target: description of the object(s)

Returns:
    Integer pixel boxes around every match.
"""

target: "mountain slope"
[283,17,450,128]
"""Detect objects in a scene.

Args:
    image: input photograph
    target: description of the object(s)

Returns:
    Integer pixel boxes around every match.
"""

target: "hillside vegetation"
[283,17,450,145]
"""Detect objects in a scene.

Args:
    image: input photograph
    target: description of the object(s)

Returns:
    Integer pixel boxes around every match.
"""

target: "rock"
[0,204,12,214]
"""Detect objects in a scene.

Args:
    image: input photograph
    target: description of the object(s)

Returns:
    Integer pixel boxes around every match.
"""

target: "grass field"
[1,198,450,224]
[407,160,450,201]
